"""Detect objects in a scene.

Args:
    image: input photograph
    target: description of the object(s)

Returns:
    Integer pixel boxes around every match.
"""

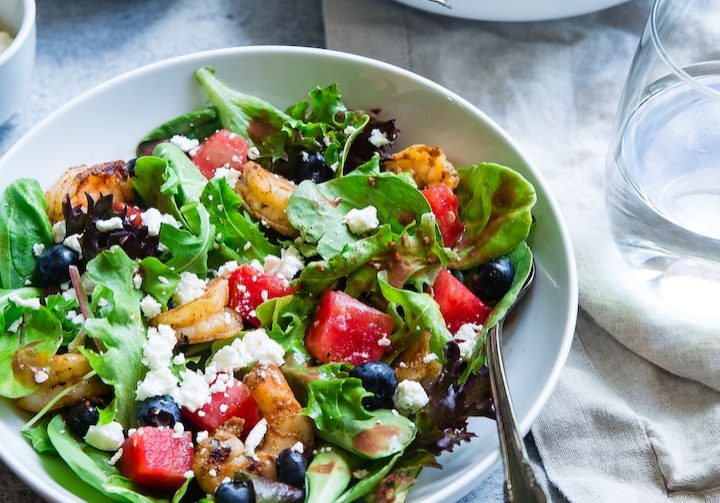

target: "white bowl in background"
[394,0,629,21]
[0,0,35,126]
[0,46,577,502]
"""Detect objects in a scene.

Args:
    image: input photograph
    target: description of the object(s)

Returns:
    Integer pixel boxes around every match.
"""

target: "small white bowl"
[0,0,35,126]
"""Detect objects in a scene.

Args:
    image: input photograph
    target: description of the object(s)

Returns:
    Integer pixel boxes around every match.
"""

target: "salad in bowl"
[0,66,536,503]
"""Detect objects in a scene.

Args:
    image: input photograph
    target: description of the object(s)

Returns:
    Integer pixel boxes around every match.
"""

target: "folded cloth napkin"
[322,1,720,501]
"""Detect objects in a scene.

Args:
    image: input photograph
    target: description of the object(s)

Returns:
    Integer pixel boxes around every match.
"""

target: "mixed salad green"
[0,67,536,503]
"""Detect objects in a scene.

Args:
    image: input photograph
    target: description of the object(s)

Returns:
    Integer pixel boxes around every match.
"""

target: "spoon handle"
[487,322,548,503]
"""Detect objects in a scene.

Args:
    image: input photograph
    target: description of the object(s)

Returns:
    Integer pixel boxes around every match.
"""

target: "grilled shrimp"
[236,162,298,237]
[15,353,108,412]
[244,364,314,479]
[45,160,134,223]
[384,145,459,190]
[150,279,242,344]
[193,417,251,494]
[392,333,442,386]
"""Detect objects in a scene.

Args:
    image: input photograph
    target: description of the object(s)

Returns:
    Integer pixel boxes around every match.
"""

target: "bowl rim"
[0,45,578,502]
[0,0,35,66]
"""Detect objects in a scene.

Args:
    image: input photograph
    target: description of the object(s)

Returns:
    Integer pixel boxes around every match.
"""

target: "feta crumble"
[108,448,123,466]
[140,295,162,320]
[63,234,83,258]
[84,422,125,451]
[196,430,209,443]
[142,325,176,370]
[247,146,260,160]
[212,167,241,187]
[141,208,181,237]
[133,272,143,289]
[8,294,40,310]
[454,323,483,359]
[343,206,380,235]
[135,367,179,401]
[343,125,357,136]
[244,418,268,458]
[210,328,285,373]
[263,246,304,281]
[217,260,239,278]
[34,370,49,384]
[368,128,390,148]
[7,318,22,333]
[173,272,207,306]
[95,217,124,232]
[52,221,66,243]
[174,369,212,412]
[170,135,200,152]
[32,243,45,257]
[393,380,430,415]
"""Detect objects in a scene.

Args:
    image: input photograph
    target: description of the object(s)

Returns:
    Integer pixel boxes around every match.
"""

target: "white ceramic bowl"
[0,0,35,125]
[0,46,577,502]
[394,0,629,21]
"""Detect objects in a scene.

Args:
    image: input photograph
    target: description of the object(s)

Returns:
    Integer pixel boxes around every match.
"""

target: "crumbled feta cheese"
[32,243,45,257]
[97,298,108,308]
[323,134,332,146]
[243,242,252,251]
[209,328,284,372]
[291,442,304,453]
[219,404,229,413]
[170,135,200,152]
[135,367,179,401]
[61,289,77,302]
[63,234,83,258]
[173,422,185,438]
[66,310,84,325]
[142,324,176,370]
[174,369,211,412]
[211,343,252,373]
[422,353,438,363]
[108,448,123,466]
[208,468,218,477]
[454,323,483,359]
[95,217,124,232]
[173,272,207,305]
[393,380,430,415]
[378,335,391,347]
[329,161,339,173]
[244,418,268,458]
[52,221,66,243]
[7,318,22,333]
[183,470,195,479]
[133,272,143,289]
[212,167,241,187]
[196,430,209,443]
[343,125,357,136]
[217,261,239,278]
[173,353,186,366]
[368,128,390,148]
[141,208,181,237]
[263,246,304,281]
[8,293,40,310]
[247,146,260,160]
[343,206,379,235]
[84,422,125,451]
[140,295,162,320]
[34,370,49,384]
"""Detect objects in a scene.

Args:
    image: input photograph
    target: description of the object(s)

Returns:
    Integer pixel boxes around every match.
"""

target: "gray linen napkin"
[323,1,720,501]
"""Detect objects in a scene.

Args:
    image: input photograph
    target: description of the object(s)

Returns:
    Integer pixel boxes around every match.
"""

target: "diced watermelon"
[191,129,249,179]
[432,269,491,333]
[121,427,194,491]
[306,290,394,365]
[181,375,260,436]
[112,201,143,229]
[228,264,295,327]
[422,183,465,248]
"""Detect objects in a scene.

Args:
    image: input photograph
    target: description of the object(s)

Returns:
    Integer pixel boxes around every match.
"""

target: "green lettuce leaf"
[152,142,207,205]
[451,163,536,269]
[160,202,214,277]
[255,294,314,365]
[136,106,221,156]
[200,177,280,265]
[305,448,353,503]
[0,179,53,288]
[22,418,57,454]
[335,452,402,503]
[44,292,82,344]
[138,257,179,306]
[80,247,146,427]
[131,156,183,223]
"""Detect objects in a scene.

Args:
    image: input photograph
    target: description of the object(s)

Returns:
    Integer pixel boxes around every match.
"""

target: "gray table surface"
[0,1,547,501]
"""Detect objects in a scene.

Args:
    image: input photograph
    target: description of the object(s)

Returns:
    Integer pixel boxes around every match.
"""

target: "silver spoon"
[485,261,548,502]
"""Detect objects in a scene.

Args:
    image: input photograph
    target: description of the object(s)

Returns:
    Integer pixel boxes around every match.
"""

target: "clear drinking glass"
[605,0,720,315]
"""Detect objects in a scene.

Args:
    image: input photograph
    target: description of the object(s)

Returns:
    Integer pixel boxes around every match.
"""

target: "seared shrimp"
[236,162,298,237]
[15,353,108,412]
[45,160,134,223]
[392,333,442,387]
[193,417,251,494]
[150,279,242,344]
[244,364,314,479]
[384,145,459,190]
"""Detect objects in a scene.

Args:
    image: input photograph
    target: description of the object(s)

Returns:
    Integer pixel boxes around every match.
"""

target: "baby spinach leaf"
[138,257,179,306]
[451,163,536,270]
[305,373,416,459]
[377,272,452,361]
[137,106,221,156]
[255,294,314,365]
[22,418,57,454]
[0,179,53,289]
[80,247,146,427]
[152,142,207,205]
[46,415,168,503]
[201,178,280,264]
[287,174,431,259]
[161,202,214,277]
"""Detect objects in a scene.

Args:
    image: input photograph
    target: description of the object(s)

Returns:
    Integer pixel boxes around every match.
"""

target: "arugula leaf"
[138,257,179,306]
[46,415,171,503]
[0,304,63,398]
[0,179,53,288]
[377,272,452,361]
[305,372,416,459]
[136,106,221,156]
[152,142,207,205]
[287,174,431,259]
[22,418,57,454]
[255,294,314,365]
[80,247,145,427]
[201,177,280,265]
[161,202,214,277]
[451,163,536,269]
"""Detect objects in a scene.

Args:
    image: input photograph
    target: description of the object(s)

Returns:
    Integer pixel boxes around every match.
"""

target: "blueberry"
[349,361,397,410]
[290,151,334,184]
[67,399,99,437]
[471,256,515,304]
[215,479,255,503]
[35,245,80,286]
[126,158,137,177]
[136,395,181,428]
[276,448,306,489]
